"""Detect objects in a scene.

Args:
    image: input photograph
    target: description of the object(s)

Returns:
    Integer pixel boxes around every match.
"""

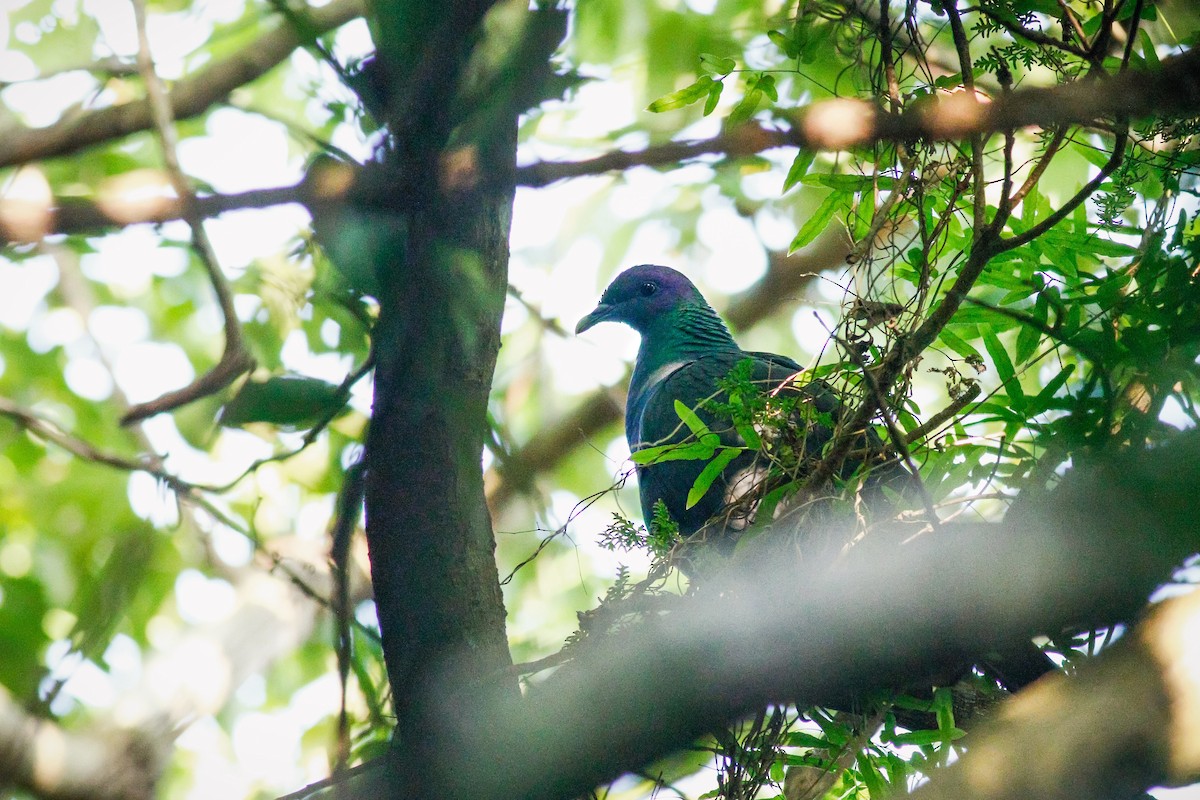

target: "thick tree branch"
[20,45,1200,242]
[0,686,163,800]
[0,0,364,170]
[365,426,1200,800]
[909,592,1200,800]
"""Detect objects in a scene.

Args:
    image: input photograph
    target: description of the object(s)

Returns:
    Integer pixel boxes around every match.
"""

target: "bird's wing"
[632,351,806,536]
[633,350,909,540]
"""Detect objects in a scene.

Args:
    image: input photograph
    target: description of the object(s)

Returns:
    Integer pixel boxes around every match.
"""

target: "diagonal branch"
[0,0,364,170]
[0,684,164,800]
[119,0,254,426]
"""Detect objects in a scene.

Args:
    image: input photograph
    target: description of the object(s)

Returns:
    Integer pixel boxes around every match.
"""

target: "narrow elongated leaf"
[686,447,741,509]
[1015,292,1049,363]
[856,751,888,797]
[734,420,761,450]
[786,731,832,748]
[674,399,711,438]
[782,149,816,193]
[803,173,897,191]
[648,76,715,112]
[982,328,1024,410]
[934,687,955,732]
[727,87,763,125]
[788,190,849,253]
[886,728,966,746]
[630,437,718,465]
[702,80,723,115]
[938,328,982,360]
[1031,363,1076,408]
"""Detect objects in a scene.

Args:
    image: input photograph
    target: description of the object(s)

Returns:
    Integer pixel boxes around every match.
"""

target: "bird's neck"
[632,303,739,385]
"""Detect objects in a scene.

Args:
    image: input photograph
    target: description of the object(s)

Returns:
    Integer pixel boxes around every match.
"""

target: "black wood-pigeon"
[576,264,892,544]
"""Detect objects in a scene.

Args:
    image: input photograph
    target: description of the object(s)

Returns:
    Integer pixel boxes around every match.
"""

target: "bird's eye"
[639,282,657,297]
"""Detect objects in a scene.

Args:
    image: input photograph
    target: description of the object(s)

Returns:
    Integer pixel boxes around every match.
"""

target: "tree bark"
[358,0,521,764]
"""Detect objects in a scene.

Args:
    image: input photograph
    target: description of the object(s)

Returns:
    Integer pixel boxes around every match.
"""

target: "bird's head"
[575,264,705,335]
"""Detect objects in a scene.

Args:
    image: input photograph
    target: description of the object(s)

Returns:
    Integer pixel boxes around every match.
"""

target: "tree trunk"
[364,176,517,732]
[360,0,519,756]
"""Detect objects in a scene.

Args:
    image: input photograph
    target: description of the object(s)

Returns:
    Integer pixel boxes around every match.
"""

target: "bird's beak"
[575,303,613,335]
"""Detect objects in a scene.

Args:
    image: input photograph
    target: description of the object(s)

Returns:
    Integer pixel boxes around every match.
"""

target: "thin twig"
[977,5,1089,59]
[1056,0,1090,49]
[122,0,254,425]
[1011,127,1067,206]
[904,382,982,445]
[942,0,987,234]
[837,336,940,528]
[0,397,177,486]
[999,133,1127,252]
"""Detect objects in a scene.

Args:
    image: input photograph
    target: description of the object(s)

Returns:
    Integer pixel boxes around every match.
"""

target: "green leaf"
[1031,363,1076,407]
[887,728,966,746]
[674,399,709,438]
[786,731,832,748]
[934,687,955,732]
[767,29,798,58]
[1014,321,1042,366]
[1139,30,1160,70]
[788,191,849,253]
[782,150,816,193]
[702,79,723,116]
[630,437,719,465]
[809,708,850,746]
[648,75,715,112]
[757,73,778,102]
[734,420,761,450]
[698,53,736,75]
[1015,292,1049,364]
[686,447,741,509]
[727,88,763,125]
[220,374,348,428]
[982,328,1025,410]
[802,173,897,191]
[938,328,981,360]
[856,751,888,797]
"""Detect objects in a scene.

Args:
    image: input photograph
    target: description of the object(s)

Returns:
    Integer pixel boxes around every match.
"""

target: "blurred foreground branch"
[911,588,1200,800]
[341,427,1200,800]
[0,686,163,800]
[18,45,1199,244]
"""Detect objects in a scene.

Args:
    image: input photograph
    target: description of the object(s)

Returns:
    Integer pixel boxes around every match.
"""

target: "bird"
[575,264,897,551]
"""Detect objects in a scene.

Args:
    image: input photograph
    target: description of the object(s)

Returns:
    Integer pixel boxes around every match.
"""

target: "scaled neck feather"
[627,302,740,440]
[638,302,738,373]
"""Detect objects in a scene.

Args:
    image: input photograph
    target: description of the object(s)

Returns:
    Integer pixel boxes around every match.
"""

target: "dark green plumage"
[577,264,878,541]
